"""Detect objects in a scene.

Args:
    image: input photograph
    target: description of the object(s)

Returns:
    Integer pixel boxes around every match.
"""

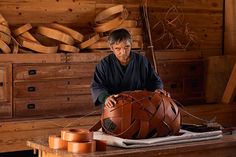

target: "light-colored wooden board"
[222,63,236,103]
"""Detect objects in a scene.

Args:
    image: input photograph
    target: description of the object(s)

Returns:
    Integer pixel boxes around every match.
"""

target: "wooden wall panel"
[0,0,96,26]
[147,0,223,56]
[147,0,223,10]
[149,13,222,29]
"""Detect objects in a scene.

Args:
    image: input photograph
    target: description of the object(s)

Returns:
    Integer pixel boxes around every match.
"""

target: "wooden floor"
[0,102,236,153]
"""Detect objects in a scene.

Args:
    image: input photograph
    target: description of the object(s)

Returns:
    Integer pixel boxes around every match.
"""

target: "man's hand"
[155,89,171,97]
[104,94,119,108]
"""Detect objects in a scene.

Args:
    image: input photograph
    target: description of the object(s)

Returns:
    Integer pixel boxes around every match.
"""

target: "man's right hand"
[104,94,118,108]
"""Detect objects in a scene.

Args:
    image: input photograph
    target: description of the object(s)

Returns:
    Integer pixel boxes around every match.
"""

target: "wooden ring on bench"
[67,140,96,153]
[48,135,67,150]
[61,128,93,142]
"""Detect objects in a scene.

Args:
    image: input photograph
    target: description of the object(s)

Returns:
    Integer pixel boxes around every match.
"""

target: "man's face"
[110,40,131,65]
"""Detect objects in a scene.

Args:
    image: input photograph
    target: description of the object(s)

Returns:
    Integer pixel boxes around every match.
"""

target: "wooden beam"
[222,63,236,103]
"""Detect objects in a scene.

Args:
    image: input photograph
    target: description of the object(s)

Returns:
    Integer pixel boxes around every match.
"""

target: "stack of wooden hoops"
[1,4,142,54]
[88,4,143,50]
[0,14,15,54]
[13,23,82,54]
[48,128,106,153]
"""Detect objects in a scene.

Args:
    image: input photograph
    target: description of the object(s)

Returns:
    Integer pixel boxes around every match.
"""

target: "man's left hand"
[155,89,171,97]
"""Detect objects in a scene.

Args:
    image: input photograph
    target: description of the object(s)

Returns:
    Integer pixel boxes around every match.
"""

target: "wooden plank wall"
[0,0,223,57]
[147,0,223,57]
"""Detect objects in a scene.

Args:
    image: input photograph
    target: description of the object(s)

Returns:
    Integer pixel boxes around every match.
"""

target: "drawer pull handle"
[170,83,177,89]
[191,81,199,88]
[28,70,37,75]
[190,65,196,71]
[27,104,35,109]
[28,86,36,92]
[0,82,3,86]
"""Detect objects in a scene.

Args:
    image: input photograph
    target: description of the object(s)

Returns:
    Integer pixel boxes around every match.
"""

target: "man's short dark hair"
[108,28,132,45]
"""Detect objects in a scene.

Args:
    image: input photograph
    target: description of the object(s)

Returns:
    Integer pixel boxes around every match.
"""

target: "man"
[91,28,167,108]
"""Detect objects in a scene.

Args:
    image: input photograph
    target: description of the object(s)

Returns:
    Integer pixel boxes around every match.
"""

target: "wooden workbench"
[27,134,236,157]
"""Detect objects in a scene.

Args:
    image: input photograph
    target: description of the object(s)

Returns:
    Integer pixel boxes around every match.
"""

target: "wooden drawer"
[14,78,91,98]
[157,59,204,104]
[183,78,204,97]
[14,95,95,118]
[157,62,182,78]
[170,77,204,104]
[163,79,183,94]
[13,63,97,81]
[181,60,204,77]
[157,60,203,78]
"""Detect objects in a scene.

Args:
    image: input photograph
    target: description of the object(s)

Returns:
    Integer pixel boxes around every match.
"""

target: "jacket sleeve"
[90,62,109,106]
[146,61,164,91]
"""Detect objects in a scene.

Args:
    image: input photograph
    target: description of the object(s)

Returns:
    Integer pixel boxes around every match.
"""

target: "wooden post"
[222,63,236,103]
[224,0,236,55]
